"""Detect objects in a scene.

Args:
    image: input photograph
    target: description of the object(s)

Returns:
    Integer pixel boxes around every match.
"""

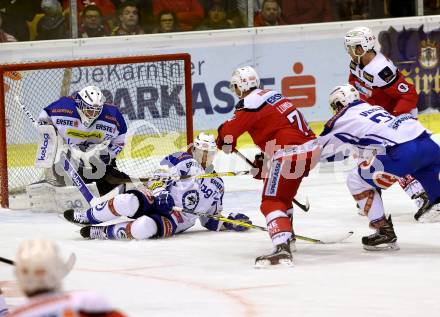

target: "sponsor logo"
[266,161,282,196]
[52,108,74,115]
[95,123,115,133]
[266,93,282,105]
[66,129,103,139]
[354,82,372,97]
[56,118,75,126]
[363,71,374,83]
[37,133,50,161]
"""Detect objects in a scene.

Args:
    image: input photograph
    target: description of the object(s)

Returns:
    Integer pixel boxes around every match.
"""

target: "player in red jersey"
[345,26,430,219]
[216,66,320,267]
[345,26,418,116]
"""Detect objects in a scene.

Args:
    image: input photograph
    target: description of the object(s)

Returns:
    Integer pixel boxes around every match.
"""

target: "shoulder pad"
[363,53,397,87]
[241,89,278,110]
[378,66,396,83]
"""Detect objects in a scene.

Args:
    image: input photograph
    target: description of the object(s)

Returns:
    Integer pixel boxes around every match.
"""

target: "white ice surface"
[1,135,440,317]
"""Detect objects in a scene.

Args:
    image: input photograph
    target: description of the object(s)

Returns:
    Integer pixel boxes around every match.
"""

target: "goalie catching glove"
[67,140,112,168]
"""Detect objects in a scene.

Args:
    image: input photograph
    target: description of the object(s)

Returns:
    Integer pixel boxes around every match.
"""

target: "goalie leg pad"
[35,124,60,168]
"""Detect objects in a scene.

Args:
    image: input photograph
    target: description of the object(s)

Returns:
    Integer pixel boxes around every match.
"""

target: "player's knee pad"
[101,193,139,217]
[129,216,158,240]
[125,189,154,218]
[260,199,288,217]
[346,169,375,195]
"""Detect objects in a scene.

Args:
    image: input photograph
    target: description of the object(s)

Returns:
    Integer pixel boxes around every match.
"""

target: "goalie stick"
[234,150,310,212]
[173,207,353,244]
[15,95,100,206]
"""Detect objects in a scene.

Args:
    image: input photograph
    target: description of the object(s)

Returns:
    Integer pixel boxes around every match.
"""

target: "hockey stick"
[105,169,252,185]
[173,207,352,244]
[15,96,100,206]
[0,257,14,266]
[234,150,311,212]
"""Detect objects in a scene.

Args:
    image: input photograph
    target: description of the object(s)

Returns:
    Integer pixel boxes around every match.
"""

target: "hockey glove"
[154,191,175,215]
[252,152,264,180]
[223,212,252,232]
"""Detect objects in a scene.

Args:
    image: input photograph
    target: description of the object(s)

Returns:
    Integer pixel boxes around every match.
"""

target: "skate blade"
[254,258,294,269]
[363,242,400,251]
[57,214,89,227]
[417,210,440,223]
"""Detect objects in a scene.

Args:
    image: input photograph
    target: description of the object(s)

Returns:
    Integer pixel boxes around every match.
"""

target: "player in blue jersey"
[63,133,252,240]
[319,84,440,251]
[35,85,129,196]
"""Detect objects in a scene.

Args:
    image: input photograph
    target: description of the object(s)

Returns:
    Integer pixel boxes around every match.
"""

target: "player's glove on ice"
[154,191,175,215]
[223,213,252,231]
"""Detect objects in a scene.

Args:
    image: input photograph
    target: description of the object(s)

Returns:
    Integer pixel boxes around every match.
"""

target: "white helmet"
[15,239,72,296]
[75,85,105,127]
[229,66,260,98]
[345,26,376,59]
[193,132,217,168]
[329,84,360,113]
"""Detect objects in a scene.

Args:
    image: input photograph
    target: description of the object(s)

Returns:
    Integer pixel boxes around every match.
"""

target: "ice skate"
[415,201,440,223]
[80,226,107,239]
[255,243,293,268]
[63,209,91,226]
[362,215,399,251]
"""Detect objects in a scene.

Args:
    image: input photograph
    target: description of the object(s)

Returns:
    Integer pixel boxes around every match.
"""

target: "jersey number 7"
[287,110,311,136]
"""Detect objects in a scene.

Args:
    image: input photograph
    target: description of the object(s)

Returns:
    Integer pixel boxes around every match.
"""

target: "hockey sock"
[353,189,385,222]
[265,210,292,246]
[399,175,426,208]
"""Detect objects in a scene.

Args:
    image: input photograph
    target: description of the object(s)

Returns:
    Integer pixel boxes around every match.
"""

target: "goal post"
[0,53,193,208]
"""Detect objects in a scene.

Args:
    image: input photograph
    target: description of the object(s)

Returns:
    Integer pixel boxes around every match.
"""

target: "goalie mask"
[75,85,105,127]
[15,239,72,296]
[344,26,376,63]
[193,132,217,169]
[229,66,260,98]
[329,84,360,114]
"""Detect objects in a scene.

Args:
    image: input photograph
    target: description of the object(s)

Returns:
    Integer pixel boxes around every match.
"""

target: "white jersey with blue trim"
[37,96,127,159]
[155,152,224,233]
[319,100,427,161]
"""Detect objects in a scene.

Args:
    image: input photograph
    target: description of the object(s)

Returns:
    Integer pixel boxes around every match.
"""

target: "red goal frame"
[0,53,193,208]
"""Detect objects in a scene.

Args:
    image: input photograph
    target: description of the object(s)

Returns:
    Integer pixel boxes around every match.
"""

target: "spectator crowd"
[0,0,437,43]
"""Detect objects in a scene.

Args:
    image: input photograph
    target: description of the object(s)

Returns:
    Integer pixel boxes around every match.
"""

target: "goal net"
[0,54,193,207]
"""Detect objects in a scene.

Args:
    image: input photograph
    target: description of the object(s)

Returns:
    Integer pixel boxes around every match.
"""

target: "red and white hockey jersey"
[7,290,125,317]
[348,52,419,116]
[217,89,316,156]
